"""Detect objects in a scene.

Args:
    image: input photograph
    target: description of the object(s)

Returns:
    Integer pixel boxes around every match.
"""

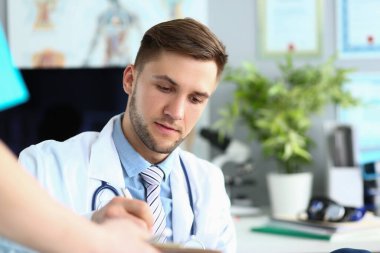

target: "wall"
[0,0,6,31]
[2,0,379,206]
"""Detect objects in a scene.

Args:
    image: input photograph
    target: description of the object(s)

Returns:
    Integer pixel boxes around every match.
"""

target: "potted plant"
[215,54,358,217]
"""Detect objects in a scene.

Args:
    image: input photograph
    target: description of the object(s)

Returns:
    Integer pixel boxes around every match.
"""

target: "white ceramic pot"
[267,172,313,218]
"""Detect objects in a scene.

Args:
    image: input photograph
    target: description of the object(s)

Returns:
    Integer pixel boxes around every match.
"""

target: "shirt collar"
[157,146,179,182]
[112,114,177,181]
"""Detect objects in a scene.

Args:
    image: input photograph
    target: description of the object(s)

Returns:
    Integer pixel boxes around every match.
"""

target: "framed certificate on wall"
[257,0,323,57]
[336,0,380,59]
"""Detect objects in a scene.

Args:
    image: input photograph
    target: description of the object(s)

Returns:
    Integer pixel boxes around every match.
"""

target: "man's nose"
[163,96,186,120]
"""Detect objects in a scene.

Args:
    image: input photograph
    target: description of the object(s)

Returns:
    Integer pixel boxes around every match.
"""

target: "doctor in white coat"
[17,18,236,253]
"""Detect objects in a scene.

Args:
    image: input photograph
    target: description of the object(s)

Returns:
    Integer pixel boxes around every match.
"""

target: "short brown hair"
[134,18,228,79]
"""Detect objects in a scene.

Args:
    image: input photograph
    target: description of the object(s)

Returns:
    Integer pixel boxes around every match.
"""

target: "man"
[17,18,236,252]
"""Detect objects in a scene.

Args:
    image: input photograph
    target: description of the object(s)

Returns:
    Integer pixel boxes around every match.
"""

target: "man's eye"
[189,96,203,104]
[157,85,172,93]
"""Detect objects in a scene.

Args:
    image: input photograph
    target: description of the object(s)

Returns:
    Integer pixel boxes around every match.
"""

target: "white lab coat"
[4,115,235,253]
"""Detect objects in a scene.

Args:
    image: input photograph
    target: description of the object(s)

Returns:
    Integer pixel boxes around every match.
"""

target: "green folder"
[252,226,331,241]
[252,213,380,242]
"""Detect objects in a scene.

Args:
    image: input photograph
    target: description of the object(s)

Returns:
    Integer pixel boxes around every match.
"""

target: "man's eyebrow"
[153,75,178,86]
[194,91,210,99]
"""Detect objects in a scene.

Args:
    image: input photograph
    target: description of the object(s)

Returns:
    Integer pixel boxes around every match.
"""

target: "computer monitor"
[337,73,380,166]
[0,67,126,154]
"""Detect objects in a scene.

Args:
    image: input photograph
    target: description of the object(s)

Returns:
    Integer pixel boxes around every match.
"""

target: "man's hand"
[92,197,153,231]
[95,218,159,253]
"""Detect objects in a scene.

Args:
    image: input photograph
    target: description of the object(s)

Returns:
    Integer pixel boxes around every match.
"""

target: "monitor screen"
[0,67,126,154]
[337,73,380,166]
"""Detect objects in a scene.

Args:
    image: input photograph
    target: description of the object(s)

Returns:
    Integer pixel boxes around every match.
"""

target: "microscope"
[200,128,256,207]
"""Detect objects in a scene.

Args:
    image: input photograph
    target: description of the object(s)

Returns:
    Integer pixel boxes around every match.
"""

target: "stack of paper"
[252,212,380,242]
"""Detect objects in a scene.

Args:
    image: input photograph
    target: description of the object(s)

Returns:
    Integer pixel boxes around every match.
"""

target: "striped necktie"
[140,166,167,243]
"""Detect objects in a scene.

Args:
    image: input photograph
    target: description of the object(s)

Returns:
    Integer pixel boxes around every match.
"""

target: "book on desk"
[251,212,380,242]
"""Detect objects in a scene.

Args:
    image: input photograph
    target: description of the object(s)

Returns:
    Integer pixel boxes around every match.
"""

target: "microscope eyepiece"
[200,128,231,151]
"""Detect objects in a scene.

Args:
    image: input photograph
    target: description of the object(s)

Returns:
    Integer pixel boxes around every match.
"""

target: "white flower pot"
[267,172,313,218]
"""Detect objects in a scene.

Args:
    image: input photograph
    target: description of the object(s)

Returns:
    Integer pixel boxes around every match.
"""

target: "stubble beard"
[129,90,184,154]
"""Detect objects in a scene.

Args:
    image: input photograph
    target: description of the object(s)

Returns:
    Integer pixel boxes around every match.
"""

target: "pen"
[149,227,173,243]
[121,187,173,243]
[120,187,133,199]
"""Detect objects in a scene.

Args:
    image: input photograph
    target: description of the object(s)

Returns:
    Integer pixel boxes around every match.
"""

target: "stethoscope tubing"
[91,157,196,235]
[91,181,119,211]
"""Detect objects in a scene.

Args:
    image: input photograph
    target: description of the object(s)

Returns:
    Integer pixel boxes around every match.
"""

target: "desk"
[234,214,380,253]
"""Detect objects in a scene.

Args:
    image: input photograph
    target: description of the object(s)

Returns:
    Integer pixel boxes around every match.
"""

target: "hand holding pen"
[91,188,154,232]
[118,189,215,252]
[120,188,173,244]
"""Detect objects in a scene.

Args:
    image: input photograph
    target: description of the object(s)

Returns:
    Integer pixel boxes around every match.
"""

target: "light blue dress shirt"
[112,115,178,239]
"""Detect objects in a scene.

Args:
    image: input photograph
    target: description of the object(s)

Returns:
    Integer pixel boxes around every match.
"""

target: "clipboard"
[154,243,221,253]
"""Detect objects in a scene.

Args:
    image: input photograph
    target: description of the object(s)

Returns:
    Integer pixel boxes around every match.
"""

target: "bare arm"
[0,141,158,253]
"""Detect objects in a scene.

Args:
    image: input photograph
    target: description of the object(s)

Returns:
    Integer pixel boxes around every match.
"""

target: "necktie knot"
[140,166,164,187]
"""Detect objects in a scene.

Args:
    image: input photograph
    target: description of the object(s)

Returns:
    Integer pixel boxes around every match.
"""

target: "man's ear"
[123,65,135,94]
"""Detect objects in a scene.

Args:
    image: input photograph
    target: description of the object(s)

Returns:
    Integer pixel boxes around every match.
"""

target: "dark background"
[0,67,127,154]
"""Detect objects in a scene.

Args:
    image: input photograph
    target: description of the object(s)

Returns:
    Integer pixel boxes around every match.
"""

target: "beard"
[128,89,184,154]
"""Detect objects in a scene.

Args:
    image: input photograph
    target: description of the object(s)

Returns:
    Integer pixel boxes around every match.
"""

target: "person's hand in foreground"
[95,218,159,253]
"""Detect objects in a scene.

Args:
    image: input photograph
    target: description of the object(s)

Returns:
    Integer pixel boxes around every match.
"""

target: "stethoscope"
[91,157,205,249]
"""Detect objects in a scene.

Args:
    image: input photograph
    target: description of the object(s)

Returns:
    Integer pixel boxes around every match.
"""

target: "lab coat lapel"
[171,161,194,244]
[87,116,125,210]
